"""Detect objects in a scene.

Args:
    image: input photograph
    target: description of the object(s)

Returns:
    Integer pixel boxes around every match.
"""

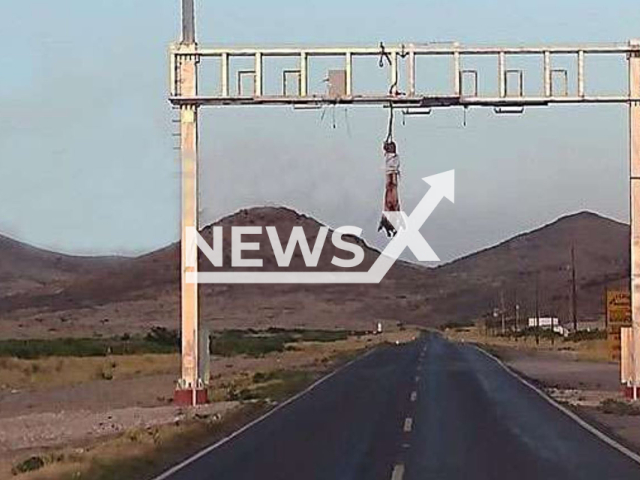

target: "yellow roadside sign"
[607,290,631,362]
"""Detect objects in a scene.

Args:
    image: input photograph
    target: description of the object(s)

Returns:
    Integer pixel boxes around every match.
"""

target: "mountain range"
[0,208,629,338]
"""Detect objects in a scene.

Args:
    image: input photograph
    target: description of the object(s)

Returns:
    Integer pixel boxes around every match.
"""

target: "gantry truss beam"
[170,42,640,108]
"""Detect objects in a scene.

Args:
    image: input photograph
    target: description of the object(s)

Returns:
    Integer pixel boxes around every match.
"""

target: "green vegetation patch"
[211,328,358,358]
[0,328,360,360]
[211,330,293,357]
[0,328,179,359]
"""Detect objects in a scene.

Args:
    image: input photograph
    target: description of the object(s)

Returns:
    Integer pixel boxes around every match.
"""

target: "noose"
[378,42,391,68]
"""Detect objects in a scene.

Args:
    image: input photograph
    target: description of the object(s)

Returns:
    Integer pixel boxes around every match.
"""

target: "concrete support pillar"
[174,44,207,406]
[629,40,640,400]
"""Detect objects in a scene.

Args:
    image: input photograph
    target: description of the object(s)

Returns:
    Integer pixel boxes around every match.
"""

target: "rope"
[378,42,392,68]
[379,42,398,95]
[379,42,401,146]
[385,104,394,144]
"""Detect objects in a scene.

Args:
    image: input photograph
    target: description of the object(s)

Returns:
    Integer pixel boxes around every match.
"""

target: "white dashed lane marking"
[391,343,426,480]
[403,417,413,432]
[391,464,405,480]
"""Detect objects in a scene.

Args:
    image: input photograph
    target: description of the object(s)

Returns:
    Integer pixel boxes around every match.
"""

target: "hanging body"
[379,140,401,237]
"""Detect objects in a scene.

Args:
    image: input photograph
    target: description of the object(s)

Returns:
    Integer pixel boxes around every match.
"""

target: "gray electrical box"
[328,70,347,98]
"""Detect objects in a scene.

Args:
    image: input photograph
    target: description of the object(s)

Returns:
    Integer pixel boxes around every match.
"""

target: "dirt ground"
[0,330,417,479]
[494,348,620,391]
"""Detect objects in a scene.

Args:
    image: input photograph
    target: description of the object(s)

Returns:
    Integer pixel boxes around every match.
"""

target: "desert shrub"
[252,371,268,383]
[598,399,640,416]
[250,370,314,401]
[145,327,180,347]
[565,330,606,342]
[12,456,45,474]
[252,371,279,383]
[440,321,473,331]
[510,327,562,340]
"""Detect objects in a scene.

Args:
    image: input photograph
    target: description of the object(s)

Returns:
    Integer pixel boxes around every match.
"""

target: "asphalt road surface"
[158,333,640,480]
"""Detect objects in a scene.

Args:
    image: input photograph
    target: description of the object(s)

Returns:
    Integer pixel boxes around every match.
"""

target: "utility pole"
[514,288,520,331]
[571,245,578,333]
[535,272,540,346]
[605,286,609,331]
[182,0,196,44]
[500,290,506,335]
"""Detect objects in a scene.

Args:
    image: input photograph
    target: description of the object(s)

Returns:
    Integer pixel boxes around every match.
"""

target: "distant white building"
[528,317,558,328]
[528,317,568,336]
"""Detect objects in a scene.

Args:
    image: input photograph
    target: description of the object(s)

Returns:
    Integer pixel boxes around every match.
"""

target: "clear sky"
[1,0,639,261]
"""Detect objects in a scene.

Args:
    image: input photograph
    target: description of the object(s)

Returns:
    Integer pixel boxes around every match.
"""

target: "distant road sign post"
[607,290,631,362]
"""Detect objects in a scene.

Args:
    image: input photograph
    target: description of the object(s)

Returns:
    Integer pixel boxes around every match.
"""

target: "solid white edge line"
[474,345,640,466]
[152,347,377,480]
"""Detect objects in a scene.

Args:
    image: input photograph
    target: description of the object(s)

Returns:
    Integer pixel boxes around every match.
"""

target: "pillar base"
[623,385,640,400]
[173,388,209,406]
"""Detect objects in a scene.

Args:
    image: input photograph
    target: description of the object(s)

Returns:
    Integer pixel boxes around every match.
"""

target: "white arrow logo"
[188,170,455,284]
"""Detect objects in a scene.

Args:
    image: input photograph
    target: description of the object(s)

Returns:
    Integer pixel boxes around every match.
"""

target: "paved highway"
[157,333,640,480]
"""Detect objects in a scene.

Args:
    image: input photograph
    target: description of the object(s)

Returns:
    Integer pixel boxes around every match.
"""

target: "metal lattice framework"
[170,42,640,107]
[170,0,640,405]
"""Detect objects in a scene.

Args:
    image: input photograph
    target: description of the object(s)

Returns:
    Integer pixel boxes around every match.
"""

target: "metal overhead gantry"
[170,42,640,107]
[171,0,640,404]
